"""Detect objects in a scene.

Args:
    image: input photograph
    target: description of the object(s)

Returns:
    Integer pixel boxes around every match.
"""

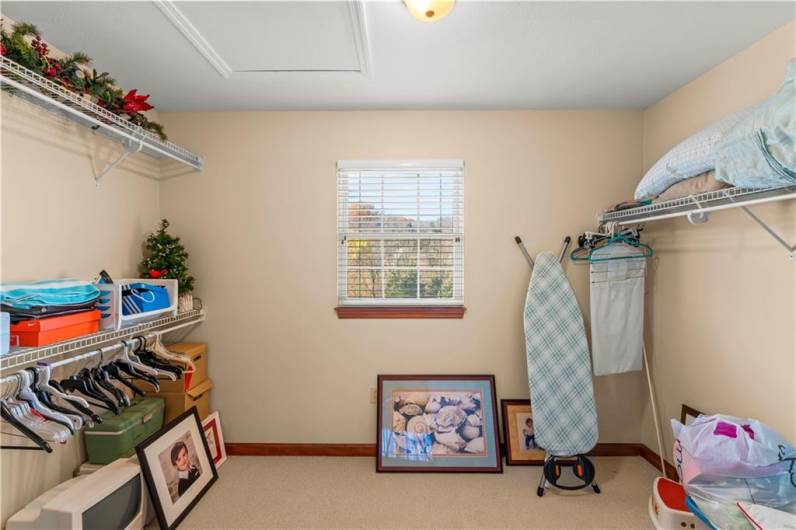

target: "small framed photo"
[681,404,703,426]
[377,375,502,473]
[202,411,227,468]
[501,399,546,465]
[136,407,218,530]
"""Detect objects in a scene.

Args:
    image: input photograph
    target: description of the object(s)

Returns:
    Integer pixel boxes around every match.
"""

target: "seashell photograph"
[378,375,502,473]
[389,390,486,456]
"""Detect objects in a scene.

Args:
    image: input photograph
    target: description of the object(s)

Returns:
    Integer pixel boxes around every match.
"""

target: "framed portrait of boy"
[501,399,545,465]
[136,407,218,530]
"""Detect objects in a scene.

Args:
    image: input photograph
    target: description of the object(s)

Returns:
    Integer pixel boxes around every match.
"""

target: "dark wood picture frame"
[500,399,546,465]
[376,374,502,473]
[136,407,218,530]
[680,404,703,425]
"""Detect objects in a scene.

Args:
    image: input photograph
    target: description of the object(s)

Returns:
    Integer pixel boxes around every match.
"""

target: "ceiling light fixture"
[404,0,455,22]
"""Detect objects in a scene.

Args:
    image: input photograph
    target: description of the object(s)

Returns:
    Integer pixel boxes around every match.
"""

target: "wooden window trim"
[335,306,466,319]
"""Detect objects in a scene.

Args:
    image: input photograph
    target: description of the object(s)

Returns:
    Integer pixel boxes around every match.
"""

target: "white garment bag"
[589,244,646,376]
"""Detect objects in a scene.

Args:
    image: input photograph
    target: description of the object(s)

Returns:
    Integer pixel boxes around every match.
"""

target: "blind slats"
[337,163,464,305]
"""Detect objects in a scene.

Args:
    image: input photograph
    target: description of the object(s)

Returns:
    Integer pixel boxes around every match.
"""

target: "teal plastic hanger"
[570,234,653,263]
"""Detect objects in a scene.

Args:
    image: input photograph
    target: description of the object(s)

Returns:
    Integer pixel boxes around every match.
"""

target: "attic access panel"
[174,1,365,74]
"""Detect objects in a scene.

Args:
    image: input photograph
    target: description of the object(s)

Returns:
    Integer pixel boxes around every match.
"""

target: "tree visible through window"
[337,161,464,305]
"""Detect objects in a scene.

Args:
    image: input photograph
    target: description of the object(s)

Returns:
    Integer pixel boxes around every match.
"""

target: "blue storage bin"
[1,312,9,356]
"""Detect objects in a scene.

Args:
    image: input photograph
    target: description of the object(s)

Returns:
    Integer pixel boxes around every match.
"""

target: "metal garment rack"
[0,309,205,373]
[0,56,203,182]
[599,185,796,259]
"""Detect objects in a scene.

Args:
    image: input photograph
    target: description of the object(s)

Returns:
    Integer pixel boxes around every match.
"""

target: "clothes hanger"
[571,227,653,263]
[16,371,77,434]
[130,339,180,380]
[79,368,123,413]
[91,367,130,408]
[27,368,86,430]
[60,372,119,415]
[0,401,53,452]
[3,377,70,444]
[150,335,196,373]
[119,340,167,379]
[103,363,145,397]
[111,360,160,392]
[48,379,104,422]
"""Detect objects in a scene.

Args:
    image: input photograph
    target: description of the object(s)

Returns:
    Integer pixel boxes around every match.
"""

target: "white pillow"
[634,104,759,200]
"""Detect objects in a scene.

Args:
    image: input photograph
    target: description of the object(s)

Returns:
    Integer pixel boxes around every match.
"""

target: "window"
[337,160,464,316]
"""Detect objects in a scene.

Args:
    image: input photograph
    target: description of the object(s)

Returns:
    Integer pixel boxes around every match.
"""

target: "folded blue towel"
[0,279,100,310]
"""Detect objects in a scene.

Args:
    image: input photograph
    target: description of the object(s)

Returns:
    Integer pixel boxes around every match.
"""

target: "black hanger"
[60,373,119,415]
[91,367,129,408]
[136,350,183,376]
[0,401,53,453]
[112,360,160,392]
[48,380,104,422]
[104,363,145,397]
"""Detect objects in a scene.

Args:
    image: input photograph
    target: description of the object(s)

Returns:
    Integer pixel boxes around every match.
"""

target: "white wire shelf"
[0,309,205,372]
[0,56,202,173]
[599,185,796,225]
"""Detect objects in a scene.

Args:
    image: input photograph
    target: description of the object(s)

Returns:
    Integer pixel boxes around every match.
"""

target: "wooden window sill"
[335,306,466,319]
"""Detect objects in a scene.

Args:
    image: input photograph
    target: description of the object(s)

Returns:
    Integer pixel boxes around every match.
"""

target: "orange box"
[10,310,101,347]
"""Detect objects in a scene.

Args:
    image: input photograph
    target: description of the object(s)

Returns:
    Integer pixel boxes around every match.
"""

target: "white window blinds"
[337,160,464,306]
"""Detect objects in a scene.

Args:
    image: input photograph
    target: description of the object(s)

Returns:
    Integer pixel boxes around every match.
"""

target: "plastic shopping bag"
[672,415,796,528]
[672,415,795,482]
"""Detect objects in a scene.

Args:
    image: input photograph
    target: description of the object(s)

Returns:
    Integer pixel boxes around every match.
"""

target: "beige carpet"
[168,456,658,529]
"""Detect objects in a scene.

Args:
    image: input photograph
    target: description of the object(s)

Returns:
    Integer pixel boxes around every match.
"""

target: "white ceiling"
[2,1,793,110]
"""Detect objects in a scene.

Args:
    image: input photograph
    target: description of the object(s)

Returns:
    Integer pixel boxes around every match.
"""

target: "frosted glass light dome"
[404,0,455,22]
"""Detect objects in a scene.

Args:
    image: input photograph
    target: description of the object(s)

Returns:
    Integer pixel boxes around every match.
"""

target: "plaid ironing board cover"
[524,251,598,456]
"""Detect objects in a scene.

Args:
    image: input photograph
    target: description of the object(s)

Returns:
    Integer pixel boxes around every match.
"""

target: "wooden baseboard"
[640,444,678,480]
[589,442,644,457]
[226,442,646,459]
[226,443,376,457]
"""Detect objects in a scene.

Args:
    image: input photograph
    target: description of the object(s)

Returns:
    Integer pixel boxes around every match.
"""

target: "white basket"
[96,279,178,330]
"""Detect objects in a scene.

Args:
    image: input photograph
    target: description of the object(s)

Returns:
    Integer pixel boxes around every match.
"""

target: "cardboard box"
[148,378,213,423]
[158,343,207,393]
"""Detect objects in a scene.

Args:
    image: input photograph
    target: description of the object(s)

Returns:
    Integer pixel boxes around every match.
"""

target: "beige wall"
[0,94,162,524]
[157,109,648,444]
[639,20,796,458]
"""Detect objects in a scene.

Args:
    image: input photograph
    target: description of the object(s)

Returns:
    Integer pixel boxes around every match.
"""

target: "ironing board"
[524,251,598,456]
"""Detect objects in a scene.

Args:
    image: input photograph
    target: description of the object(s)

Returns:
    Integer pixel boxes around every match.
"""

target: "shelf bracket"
[719,192,796,260]
[93,138,144,184]
[739,205,796,260]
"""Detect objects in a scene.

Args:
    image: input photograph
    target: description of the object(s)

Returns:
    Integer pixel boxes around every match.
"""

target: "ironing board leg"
[591,480,601,494]
[537,452,550,497]
[537,471,547,497]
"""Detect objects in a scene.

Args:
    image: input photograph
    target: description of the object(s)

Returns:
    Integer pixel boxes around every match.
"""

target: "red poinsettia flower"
[123,89,154,114]
[44,63,61,78]
[0,44,6,56]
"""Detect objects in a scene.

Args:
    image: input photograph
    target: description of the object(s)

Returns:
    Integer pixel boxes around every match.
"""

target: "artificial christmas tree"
[140,219,195,311]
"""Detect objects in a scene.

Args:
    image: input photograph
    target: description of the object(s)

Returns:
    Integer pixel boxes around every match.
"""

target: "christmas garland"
[1,20,167,140]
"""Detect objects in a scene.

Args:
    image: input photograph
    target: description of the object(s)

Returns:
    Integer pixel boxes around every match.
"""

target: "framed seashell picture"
[376,375,502,473]
[501,399,546,465]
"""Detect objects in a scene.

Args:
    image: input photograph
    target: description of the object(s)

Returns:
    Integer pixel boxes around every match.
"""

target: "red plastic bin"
[10,310,101,347]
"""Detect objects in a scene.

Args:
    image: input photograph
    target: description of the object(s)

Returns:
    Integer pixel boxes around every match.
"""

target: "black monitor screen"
[81,475,141,530]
